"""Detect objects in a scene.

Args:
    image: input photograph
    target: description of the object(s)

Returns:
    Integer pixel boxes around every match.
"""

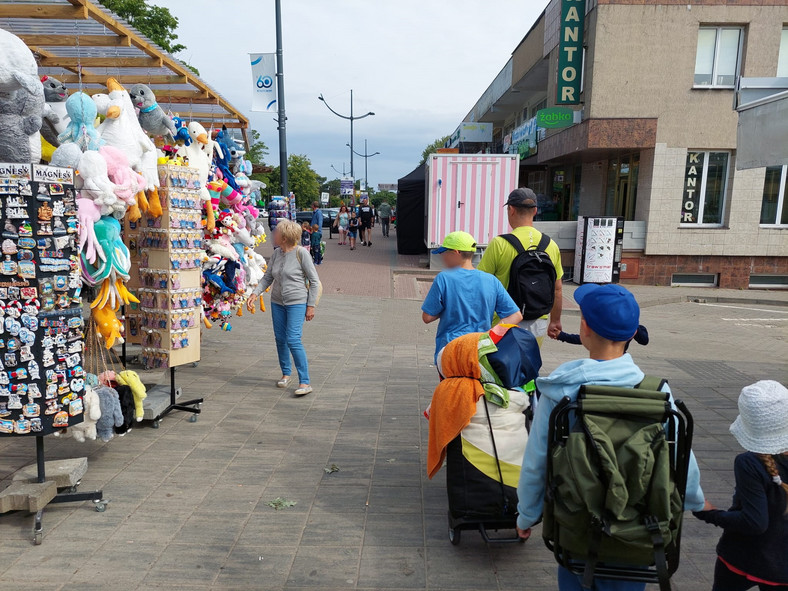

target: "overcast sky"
[159,0,548,188]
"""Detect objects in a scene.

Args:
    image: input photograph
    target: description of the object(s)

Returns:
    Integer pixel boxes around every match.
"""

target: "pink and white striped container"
[425,154,520,248]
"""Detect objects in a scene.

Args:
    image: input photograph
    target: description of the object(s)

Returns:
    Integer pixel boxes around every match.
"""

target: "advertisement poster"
[576,217,624,284]
[249,53,277,112]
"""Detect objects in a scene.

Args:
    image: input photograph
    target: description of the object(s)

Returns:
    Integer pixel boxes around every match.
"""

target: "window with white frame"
[694,27,743,88]
[680,151,730,225]
[761,166,788,226]
[778,28,788,78]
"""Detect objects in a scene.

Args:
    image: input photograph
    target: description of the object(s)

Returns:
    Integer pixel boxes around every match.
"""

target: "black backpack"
[500,233,556,321]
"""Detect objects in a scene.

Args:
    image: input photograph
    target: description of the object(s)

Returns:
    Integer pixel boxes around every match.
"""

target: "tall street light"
[346,139,380,191]
[330,163,348,177]
[274,0,288,196]
[318,90,374,181]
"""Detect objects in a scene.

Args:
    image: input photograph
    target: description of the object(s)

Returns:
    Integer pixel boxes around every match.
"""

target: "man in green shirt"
[478,188,563,346]
[378,200,392,237]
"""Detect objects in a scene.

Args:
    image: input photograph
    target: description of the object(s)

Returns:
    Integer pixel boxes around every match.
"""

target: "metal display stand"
[150,366,202,428]
[32,436,108,545]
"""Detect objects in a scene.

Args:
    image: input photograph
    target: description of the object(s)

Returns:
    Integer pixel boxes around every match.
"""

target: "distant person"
[311,201,323,230]
[378,200,392,238]
[478,187,563,347]
[694,380,788,591]
[558,323,649,353]
[248,220,319,397]
[421,231,522,365]
[334,205,350,245]
[373,206,379,225]
[357,197,374,246]
[347,211,360,250]
[310,223,323,265]
[300,222,311,247]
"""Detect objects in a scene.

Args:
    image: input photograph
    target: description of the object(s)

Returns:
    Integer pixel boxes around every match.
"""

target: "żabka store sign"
[557,0,585,105]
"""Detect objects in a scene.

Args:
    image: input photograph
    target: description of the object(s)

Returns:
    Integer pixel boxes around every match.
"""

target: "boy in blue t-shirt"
[421,231,522,365]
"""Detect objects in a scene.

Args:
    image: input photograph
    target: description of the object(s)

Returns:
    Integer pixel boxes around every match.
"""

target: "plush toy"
[76,197,105,265]
[94,79,159,192]
[116,370,147,422]
[92,303,124,349]
[77,150,121,217]
[114,384,135,435]
[172,116,191,146]
[0,29,39,93]
[71,385,101,442]
[51,142,83,173]
[0,82,45,164]
[40,75,68,147]
[58,92,102,151]
[100,145,146,219]
[94,385,123,442]
[128,83,177,139]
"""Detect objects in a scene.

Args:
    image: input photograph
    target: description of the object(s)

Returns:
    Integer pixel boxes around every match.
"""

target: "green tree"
[321,178,341,197]
[419,135,450,166]
[265,154,321,209]
[245,130,269,165]
[371,190,395,208]
[98,0,199,73]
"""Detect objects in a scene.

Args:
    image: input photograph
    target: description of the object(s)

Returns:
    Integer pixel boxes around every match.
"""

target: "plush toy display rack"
[0,163,106,545]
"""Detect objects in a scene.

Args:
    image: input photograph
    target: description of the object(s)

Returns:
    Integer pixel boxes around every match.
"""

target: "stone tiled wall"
[624,254,788,289]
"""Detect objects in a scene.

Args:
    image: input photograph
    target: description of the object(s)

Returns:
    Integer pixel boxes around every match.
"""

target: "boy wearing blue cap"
[515,284,707,591]
[422,231,523,365]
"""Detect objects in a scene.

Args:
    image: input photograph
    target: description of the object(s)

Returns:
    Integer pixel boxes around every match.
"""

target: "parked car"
[294,209,338,237]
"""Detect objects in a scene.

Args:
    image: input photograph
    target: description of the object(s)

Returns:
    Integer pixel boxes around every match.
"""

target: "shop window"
[760,166,788,226]
[680,151,729,226]
[694,27,743,88]
[779,28,788,78]
[749,274,788,289]
[605,153,640,220]
[671,273,718,287]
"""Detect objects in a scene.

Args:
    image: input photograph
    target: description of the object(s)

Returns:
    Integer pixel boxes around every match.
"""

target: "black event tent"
[396,163,427,255]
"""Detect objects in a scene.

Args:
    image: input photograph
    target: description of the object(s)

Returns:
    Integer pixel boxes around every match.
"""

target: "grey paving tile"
[425,545,498,589]
[364,512,425,546]
[213,544,297,590]
[285,546,360,588]
[358,546,426,589]
[142,542,232,585]
[300,508,366,546]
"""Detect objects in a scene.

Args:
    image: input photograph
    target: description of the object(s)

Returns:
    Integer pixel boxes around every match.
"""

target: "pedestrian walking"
[693,380,788,591]
[249,220,319,397]
[310,201,323,229]
[348,211,360,250]
[334,205,350,245]
[378,200,392,237]
[310,223,323,265]
[421,231,522,365]
[478,187,563,346]
[357,197,374,246]
[515,284,706,591]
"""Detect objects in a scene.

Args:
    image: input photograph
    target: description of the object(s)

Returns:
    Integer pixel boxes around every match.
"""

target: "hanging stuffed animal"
[177,122,214,228]
[99,145,146,220]
[0,29,39,94]
[68,385,101,442]
[76,197,105,266]
[92,303,124,349]
[51,142,83,174]
[114,384,135,435]
[172,116,191,146]
[77,150,121,217]
[116,370,147,422]
[128,83,177,140]
[0,83,45,164]
[94,385,123,441]
[58,92,103,152]
[40,75,68,147]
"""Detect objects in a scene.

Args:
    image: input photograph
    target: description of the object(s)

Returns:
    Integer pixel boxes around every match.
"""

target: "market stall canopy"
[734,77,788,170]
[0,0,248,139]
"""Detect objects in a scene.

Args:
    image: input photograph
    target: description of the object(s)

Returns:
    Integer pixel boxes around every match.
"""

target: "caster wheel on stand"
[34,530,42,545]
[188,414,198,423]
[448,526,461,546]
[152,419,160,429]
[93,499,109,512]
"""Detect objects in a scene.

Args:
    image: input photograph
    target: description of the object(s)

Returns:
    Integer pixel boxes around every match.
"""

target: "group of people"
[422,187,788,591]
[333,197,393,249]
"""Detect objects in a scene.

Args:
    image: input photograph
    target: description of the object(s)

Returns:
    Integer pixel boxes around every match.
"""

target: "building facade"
[460,0,788,289]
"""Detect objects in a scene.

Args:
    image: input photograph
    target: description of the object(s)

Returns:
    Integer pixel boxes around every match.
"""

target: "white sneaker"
[294,385,313,396]
[277,376,291,388]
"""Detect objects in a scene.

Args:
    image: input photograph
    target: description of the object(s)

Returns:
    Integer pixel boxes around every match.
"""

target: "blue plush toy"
[173,116,191,146]
[58,92,103,151]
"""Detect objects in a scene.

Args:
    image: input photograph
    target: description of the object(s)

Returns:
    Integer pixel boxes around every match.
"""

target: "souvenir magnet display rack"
[123,165,202,426]
[0,163,106,545]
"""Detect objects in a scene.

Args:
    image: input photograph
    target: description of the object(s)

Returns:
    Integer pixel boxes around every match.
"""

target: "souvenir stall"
[0,0,264,543]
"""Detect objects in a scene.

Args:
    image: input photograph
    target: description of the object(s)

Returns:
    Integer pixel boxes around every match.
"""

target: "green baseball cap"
[432,231,477,254]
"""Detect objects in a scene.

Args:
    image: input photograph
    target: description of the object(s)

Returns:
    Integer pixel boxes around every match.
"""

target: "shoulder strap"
[500,233,526,255]
[637,375,668,392]
[536,233,551,252]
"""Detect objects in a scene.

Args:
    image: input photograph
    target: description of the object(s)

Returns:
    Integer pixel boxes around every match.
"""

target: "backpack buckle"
[643,515,660,533]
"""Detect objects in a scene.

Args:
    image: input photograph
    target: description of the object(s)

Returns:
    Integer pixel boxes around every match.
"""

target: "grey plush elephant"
[0,77,45,164]
[128,83,176,140]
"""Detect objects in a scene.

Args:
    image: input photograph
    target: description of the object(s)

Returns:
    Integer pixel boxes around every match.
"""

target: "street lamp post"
[346,139,380,191]
[330,163,348,177]
[318,90,374,181]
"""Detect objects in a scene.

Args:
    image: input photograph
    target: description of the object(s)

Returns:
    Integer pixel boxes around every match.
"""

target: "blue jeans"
[558,567,646,591]
[271,302,310,384]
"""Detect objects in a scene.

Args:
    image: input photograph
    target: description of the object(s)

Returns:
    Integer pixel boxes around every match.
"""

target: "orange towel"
[427,332,485,479]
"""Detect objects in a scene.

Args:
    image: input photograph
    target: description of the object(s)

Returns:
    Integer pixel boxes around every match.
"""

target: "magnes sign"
[557,0,585,105]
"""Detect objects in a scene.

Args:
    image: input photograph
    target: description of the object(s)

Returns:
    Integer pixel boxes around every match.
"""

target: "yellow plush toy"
[116,370,147,422]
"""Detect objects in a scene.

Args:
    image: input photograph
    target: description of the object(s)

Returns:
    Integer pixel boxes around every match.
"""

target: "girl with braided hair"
[694,380,788,590]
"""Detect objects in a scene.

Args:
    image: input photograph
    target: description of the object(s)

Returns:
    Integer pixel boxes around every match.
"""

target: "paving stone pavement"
[0,228,785,590]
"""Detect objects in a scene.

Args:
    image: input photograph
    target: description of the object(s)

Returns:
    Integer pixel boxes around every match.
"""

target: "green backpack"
[543,377,694,591]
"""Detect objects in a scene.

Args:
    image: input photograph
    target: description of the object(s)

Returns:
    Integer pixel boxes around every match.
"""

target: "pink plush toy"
[76,197,105,265]
[100,145,146,208]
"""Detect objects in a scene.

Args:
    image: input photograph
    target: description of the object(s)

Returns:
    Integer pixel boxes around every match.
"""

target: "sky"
[158,0,548,188]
